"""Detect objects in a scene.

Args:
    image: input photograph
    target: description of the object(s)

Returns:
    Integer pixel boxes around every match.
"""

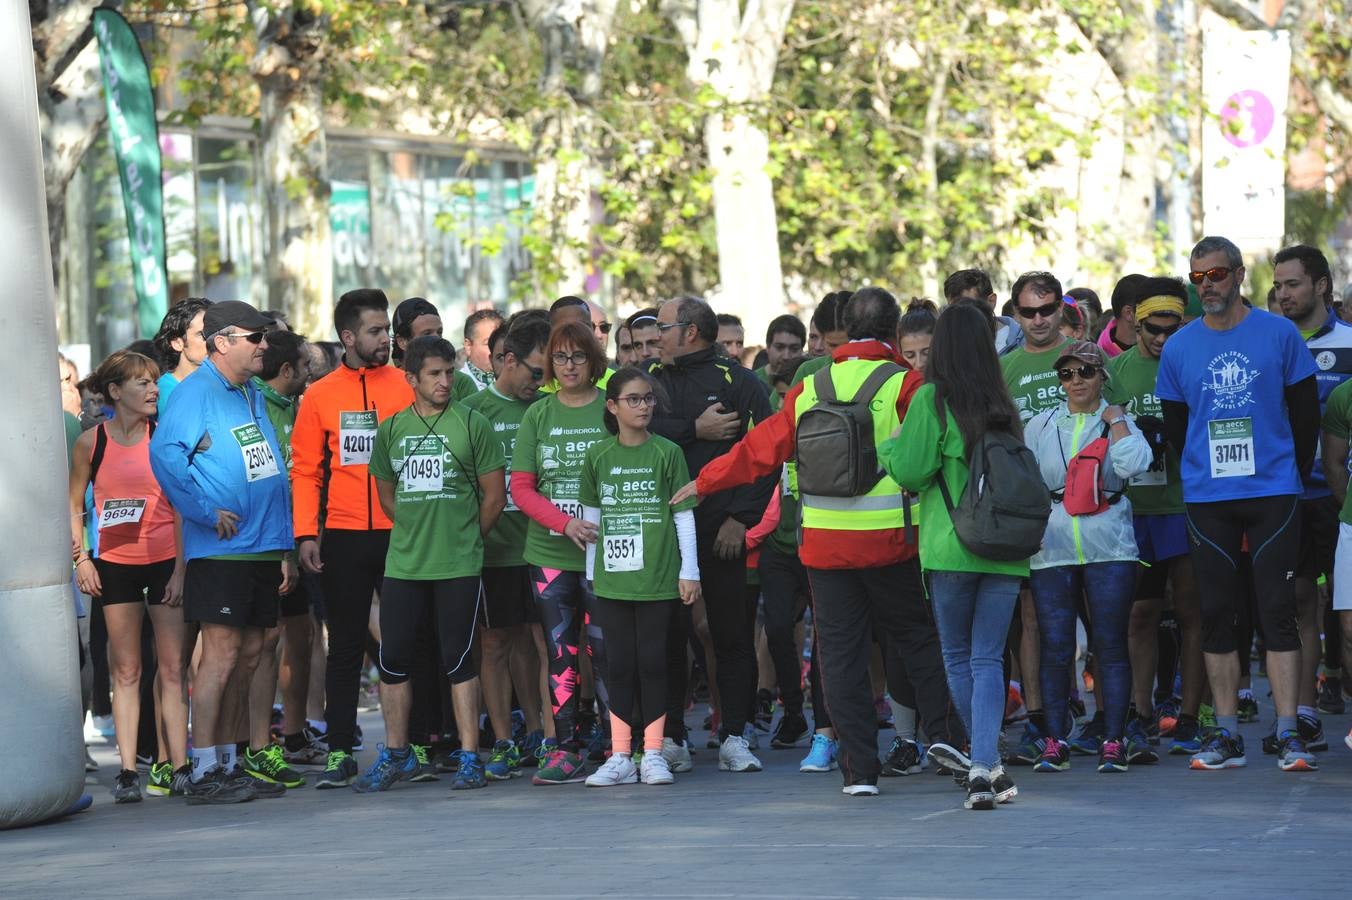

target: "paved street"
[4,693,1350,899]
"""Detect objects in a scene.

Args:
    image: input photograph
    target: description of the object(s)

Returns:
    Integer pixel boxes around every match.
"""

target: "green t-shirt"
[1322,380,1352,525]
[452,370,479,403]
[1001,338,1070,425]
[579,435,695,600]
[254,378,297,470]
[512,391,608,571]
[462,385,541,568]
[64,411,82,470]
[1105,345,1183,515]
[369,403,504,580]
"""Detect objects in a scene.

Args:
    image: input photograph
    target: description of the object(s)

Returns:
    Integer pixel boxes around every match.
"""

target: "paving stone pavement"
[4,701,1349,898]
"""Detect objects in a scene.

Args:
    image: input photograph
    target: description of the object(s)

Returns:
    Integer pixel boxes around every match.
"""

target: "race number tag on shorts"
[339,411,378,466]
[1208,418,1255,478]
[231,423,281,482]
[98,498,146,530]
[549,495,584,536]
[401,453,444,493]
[602,514,644,573]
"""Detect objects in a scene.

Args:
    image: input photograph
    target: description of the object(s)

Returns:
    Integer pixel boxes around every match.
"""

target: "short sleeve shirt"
[1000,339,1070,425]
[461,386,541,568]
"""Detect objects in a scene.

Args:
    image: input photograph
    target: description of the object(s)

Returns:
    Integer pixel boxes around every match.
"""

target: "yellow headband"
[1135,295,1185,319]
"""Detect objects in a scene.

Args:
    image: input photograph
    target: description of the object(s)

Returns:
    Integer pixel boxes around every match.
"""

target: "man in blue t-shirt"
[1156,235,1320,773]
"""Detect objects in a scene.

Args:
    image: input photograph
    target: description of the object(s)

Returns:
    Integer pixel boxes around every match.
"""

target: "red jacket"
[695,341,923,570]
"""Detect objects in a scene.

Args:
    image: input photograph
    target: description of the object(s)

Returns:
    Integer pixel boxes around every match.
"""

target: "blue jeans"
[929,571,1021,768]
[1029,562,1136,742]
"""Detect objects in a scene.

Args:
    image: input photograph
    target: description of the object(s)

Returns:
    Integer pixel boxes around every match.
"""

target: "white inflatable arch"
[0,4,86,827]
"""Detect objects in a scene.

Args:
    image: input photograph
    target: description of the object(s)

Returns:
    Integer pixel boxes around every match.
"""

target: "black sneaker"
[112,769,142,804]
[927,742,972,776]
[1317,676,1345,715]
[991,765,1018,803]
[964,771,995,810]
[1237,694,1260,723]
[770,713,808,749]
[880,737,924,776]
[185,766,255,805]
[754,689,775,732]
[228,768,286,798]
[1299,713,1328,752]
[315,750,359,789]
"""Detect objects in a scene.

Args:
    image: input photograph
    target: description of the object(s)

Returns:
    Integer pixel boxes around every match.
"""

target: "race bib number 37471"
[1208,417,1255,479]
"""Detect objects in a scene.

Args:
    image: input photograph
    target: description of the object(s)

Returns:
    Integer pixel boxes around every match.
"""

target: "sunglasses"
[217,330,266,344]
[1017,301,1062,320]
[1056,365,1100,382]
[1141,320,1181,337]
[595,322,612,335]
[1188,266,1236,285]
[656,321,691,333]
[552,350,590,367]
[615,393,657,409]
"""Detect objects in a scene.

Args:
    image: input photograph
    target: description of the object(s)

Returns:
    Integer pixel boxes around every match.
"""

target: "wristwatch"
[1106,415,1128,429]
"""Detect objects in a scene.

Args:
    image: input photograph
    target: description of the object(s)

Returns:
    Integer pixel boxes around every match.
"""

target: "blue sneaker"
[451,750,487,790]
[1069,714,1104,756]
[519,729,545,767]
[484,739,521,781]
[1125,717,1159,764]
[511,709,527,745]
[799,733,838,772]
[351,745,416,793]
[1009,721,1048,766]
[1169,717,1203,755]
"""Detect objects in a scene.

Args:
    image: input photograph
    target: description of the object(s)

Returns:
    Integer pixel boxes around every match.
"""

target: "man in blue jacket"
[151,300,295,804]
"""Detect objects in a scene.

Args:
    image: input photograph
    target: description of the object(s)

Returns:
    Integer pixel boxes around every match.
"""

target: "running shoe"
[1097,739,1128,773]
[1067,695,1087,724]
[1033,738,1070,773]
[282,727,329,767]
[168,764,193,796]
[880,737,924,776]
[719,734,763,772]
[742,723,761,750]
[964,770,995,810]
[1261,722,1280,755]
[1009,721,1049,766]
[582,720,610,762]
[519,729,545,767]
[1299,713,1328,752]
[1004,683,1028,724]
[185,766,255,805]
[1125,718,1160,764]
[146,761,172,797]
[1317,675,1345,715]
[1069,714,1105,756]
[484,739,521,781]
[1237,693,1260,723]
[434,744,461,773]
[244,745,306,788]
[660,737,694,774]
[991,765,1018,803]
[771,712,808,749]
[112,769,142,804]
[532,746,587,785]
[511,709,527,746]
[1197,702,1217,734]
[640,752,674,785]
[84,748,99,772]
[314,750,359,789]
[798,733,837,773]
[842,782,880,796]
[927,742,971,775]
[351,745,416,793]
[585,752,638,786]
[1154,697,1180,737]
[1189,728,1247,770]
[93,714,115,739]
[875,696,894,730]
[451,751,487,790]
[407,743,440,782]
[755,688,776,731]
[1276,731,1317,772]
[352,723,365,751]
[1168,717,1203,756]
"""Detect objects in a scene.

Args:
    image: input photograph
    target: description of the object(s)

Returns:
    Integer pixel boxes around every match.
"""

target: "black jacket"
[647,346,776,540]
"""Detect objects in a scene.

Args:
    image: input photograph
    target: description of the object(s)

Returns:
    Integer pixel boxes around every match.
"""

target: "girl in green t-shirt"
[579,368,701,787]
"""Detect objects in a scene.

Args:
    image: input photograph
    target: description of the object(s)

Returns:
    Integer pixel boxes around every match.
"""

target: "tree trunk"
[251,5,331,338]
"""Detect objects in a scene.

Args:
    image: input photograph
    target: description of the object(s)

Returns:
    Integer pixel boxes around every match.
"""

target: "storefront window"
[330,146,373,297]
[196,137,261,303]
[424,154,472,311]
[370,150,427,302]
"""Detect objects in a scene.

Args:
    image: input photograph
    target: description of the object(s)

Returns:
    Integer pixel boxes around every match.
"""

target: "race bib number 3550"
[1208,418,1255,479]
[232,423,281,482]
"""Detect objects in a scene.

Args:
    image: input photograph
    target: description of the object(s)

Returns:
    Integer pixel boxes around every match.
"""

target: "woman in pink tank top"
[69,350,189,803]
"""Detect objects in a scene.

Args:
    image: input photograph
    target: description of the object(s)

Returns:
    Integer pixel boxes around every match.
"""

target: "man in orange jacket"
[291,289,414,788]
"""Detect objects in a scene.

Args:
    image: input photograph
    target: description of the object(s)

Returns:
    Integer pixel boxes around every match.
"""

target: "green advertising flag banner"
[93,8,168,339]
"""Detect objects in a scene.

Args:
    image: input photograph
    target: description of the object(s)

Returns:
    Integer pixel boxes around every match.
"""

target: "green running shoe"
[315,750,358,789]
[244,744,306,788]
[484,739,521,781]
[146,761,173,797]
[408,743,441,782]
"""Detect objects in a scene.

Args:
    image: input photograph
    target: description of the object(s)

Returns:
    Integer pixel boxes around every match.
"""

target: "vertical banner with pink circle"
[1201,28,1291,251]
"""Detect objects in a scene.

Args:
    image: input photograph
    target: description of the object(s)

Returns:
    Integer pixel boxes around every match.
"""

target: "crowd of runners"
[64,233,1352,811]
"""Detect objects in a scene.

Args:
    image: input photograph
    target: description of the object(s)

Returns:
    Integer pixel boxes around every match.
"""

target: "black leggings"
[378,576,481,685]
[1185,496,1301,655]
[593,596,674,729]
[320,529,390,753]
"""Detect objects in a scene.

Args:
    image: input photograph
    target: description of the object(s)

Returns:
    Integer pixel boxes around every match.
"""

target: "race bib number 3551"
[602,514,644,573]
[232,423,281,482]
[1208,418,1255,479]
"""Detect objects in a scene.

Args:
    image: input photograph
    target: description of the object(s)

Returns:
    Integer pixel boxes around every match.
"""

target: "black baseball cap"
[392,297,440,337]
[202,300,273,339]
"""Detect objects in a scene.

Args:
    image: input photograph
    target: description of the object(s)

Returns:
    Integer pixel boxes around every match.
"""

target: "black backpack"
[795,362,903,498]
[933,392,1049,561]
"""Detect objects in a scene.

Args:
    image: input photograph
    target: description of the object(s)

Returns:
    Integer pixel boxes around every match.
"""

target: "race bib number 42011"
[602,514,644,573]
[98,498,146,530]
[1208,418,1255,479]
[339,410,378,466]
[231,423,281,482]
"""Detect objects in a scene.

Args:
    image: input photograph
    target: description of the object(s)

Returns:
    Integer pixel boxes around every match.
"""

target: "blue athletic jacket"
[150,358,293,561]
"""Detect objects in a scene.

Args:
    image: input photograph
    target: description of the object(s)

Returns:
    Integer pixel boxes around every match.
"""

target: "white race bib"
[98,498,146,531]
[232,423,281,482]
[1208,418,1255,478]
[504,484,519,513]
[1131,463,1168,487]
[602,514,644,573]
[339,410,378,466]
[401,453,444,493]
[549,496,584,536]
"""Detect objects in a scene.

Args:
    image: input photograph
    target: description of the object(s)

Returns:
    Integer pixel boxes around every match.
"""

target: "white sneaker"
[742,723,760,750]
[640,752,675,785]
[661,737,693,773]
[718,734,763,772]
[585,753,638,786]
[842,783,879,796]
